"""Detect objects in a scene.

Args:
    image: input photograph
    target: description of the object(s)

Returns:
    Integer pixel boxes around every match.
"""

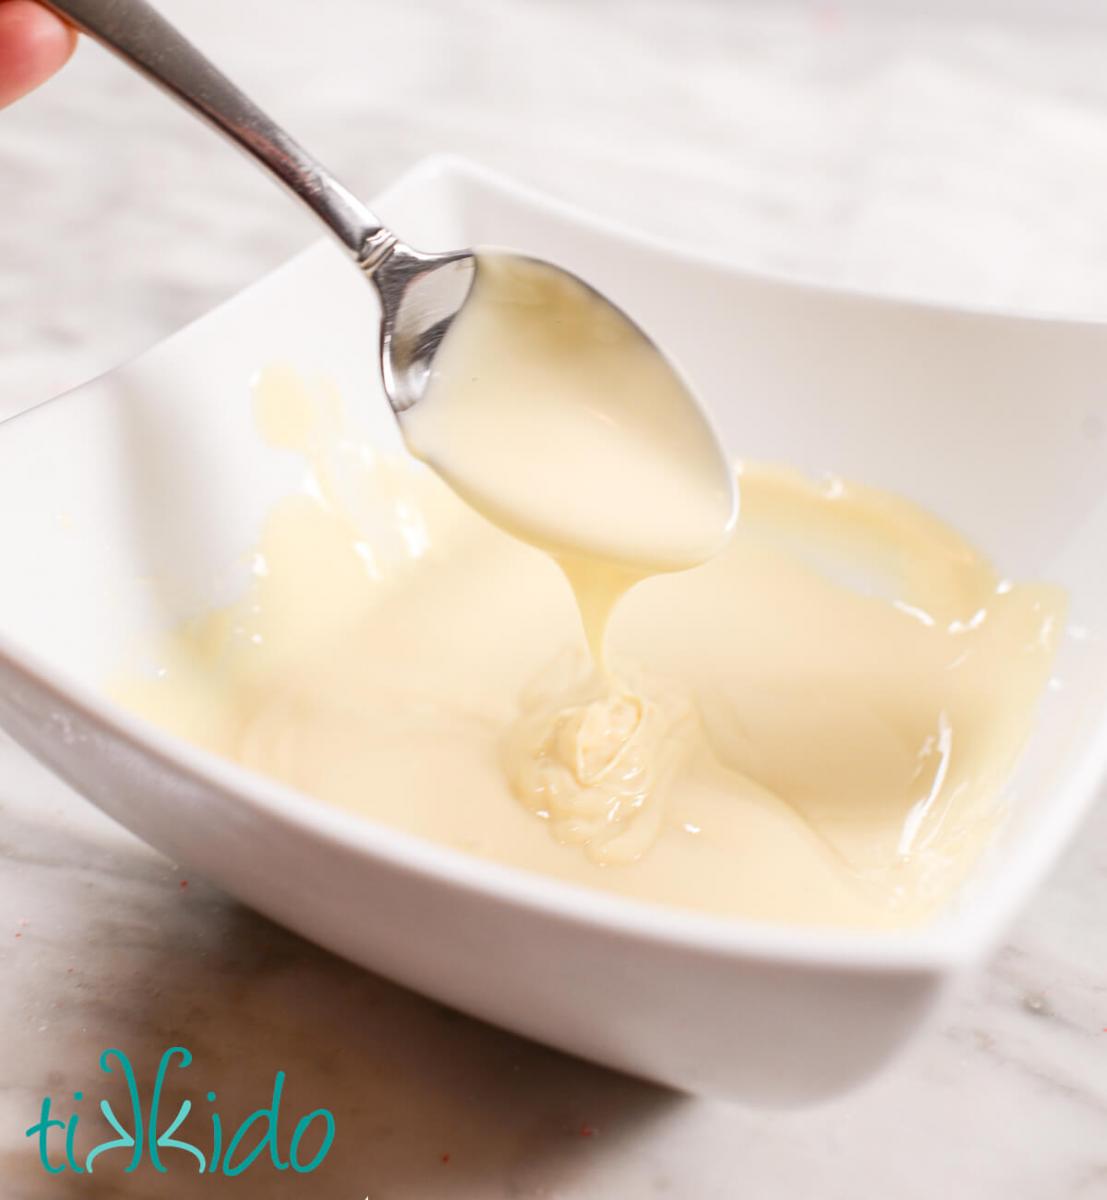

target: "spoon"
[40,0,737,569]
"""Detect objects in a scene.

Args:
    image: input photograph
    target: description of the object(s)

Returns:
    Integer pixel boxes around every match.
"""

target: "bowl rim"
[3,152,1105,975]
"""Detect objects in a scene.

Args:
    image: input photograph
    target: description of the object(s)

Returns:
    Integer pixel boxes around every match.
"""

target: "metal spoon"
[40,0,736,556]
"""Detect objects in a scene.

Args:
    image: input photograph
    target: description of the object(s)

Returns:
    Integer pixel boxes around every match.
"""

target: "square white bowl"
[1,156,1105,1104]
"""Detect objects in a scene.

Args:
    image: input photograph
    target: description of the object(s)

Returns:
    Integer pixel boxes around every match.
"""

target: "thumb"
[0,1,75,109]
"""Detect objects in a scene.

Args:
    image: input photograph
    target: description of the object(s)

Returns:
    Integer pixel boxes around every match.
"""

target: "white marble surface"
[2,1,1107,1196]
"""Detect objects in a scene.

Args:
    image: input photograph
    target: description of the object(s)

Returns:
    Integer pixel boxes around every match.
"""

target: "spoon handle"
[39,0,396,268]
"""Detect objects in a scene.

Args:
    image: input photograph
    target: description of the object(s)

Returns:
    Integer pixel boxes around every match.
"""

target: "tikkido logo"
[26,1047,335,1178]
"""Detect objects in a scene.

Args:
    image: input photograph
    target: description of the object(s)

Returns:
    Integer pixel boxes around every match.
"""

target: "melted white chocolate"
[401,254,737,573]
[505,657,697,865]
[113,366,1065,929]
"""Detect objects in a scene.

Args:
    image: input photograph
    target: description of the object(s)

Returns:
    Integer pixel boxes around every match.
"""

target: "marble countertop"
[2,1,1106,1196]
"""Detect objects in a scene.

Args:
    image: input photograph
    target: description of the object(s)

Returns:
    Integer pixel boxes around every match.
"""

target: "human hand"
[0,1,74,108]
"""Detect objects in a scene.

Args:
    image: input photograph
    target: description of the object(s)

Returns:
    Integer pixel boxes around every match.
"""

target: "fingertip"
[0,1,76,109]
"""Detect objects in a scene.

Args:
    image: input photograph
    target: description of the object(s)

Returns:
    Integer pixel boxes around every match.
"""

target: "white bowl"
[2,156,1106,1104]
